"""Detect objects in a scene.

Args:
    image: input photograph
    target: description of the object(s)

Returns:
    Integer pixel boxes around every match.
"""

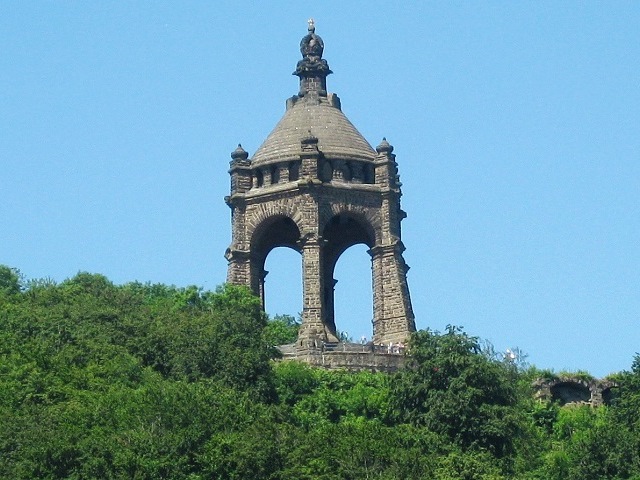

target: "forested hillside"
[1,265,639,479]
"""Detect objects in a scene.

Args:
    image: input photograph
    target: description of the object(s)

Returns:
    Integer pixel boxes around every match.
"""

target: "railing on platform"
[281,340,407,355]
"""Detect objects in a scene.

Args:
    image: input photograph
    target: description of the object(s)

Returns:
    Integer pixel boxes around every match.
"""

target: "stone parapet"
[277,342,407,372]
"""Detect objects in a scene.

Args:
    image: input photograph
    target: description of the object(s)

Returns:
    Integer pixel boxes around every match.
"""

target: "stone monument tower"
[225,20,415,348]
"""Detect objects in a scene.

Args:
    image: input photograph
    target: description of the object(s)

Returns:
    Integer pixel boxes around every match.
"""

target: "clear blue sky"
[1,2,638,377]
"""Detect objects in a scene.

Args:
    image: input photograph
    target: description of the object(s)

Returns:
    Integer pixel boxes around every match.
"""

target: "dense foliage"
[1,265,639,479]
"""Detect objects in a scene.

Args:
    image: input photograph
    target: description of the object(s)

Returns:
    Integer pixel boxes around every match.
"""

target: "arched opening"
[322,213,375,341]
[263,246,302,319]
[333,244,372,342]
[288,161,299,181]
[270,164,280,185]
[550,381,591,405]
[250,215,301,307]
[363,164,375,184]
[342,162,353,181]
[319,159,333,182]
[601,387,615,406]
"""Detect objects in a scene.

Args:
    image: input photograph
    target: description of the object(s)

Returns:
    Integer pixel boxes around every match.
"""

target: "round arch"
[321,203,381,246]
[263,246,302,319]
[249,215,302,306]
[550,381,591,405]
[321,213,376,336]
[251,214,302,253]
[332,244,373,341]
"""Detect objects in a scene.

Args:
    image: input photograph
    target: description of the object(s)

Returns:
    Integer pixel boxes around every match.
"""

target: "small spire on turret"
[231,143,249,161]
[376,137,394,154]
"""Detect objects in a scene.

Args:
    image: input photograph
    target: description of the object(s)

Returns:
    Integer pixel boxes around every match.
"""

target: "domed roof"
[250,21,376,166]
[251,96,376,165]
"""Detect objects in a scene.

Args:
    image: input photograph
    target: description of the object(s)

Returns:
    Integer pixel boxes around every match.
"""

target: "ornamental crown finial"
[294,19,332,96]
[300,19,324,59]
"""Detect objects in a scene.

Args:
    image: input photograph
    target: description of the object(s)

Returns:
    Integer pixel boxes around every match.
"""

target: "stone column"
[263,167,273,186]
[370,247,385,340]
[332,160,345,181]
[300,134,321,182]
[297,233,339,346]
[224,248,252,287]
[369,242,415,345]
[252,170,261,188]
[259,269,268,309]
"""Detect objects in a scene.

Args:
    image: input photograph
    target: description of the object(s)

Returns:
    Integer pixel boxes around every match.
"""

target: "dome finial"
[294,19,332,97]
[300,19,324,60]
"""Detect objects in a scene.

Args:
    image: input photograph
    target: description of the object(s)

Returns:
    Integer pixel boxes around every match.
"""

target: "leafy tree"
[434,449,507,479]
[264,313,300,345]
[391,326,522,459]
[198,402,283,480]
[0,264,22,296]
[274,360,320,407]
[611,354,640,429]
[532,405,637,480]
[5,266,640,479]
[290,368,392,426]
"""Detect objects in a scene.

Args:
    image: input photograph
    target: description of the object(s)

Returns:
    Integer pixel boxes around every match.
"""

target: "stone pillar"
[225,248,252,287]
[259,269,268,309]
[279,163,290,183]
[370,247,385,340]
[369,242,415,345]
[252,169,261,188]
[332,160,345,181]
[299,234,324,341]
[300,133,321,182]
[263,167,273,186]
[297,233,339,346]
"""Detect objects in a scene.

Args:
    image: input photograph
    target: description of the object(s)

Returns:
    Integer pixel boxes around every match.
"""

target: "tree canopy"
[1,265,639,479]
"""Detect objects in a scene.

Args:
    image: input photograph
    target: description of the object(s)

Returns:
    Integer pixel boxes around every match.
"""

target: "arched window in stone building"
[288,161,299,181]
[319,159,333,183]
[363,164,375,184]
[270,164,280,185]
[255,169,264,188]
